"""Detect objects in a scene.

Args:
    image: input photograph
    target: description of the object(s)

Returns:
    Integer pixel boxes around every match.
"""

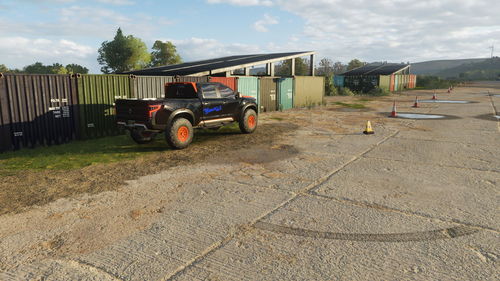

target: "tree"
[0,64,8,73]
[333,61,346,74]
[97,28,151,74]
[66,64,89,74]
[150,40,182,67]
[49,63,68,74]
[275,58,310,76]
[347,59,366,71]
[24,62,52,74]
[316,58,334,76]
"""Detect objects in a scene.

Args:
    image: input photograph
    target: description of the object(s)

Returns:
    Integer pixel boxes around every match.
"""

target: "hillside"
[411,58,487,75]
[435,57,500,79]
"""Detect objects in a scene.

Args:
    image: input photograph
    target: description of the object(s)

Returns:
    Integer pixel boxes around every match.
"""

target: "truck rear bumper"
[117,121,160,132]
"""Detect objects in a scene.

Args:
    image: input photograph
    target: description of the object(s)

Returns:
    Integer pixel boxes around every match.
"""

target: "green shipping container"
[278,77,293,110]
[236,77,259,111]
[293,76,324,107]
[394,75,399,91]
[76,74,133,139]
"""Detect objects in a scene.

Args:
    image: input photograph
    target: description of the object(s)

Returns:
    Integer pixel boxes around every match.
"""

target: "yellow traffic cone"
[363,121,374,135]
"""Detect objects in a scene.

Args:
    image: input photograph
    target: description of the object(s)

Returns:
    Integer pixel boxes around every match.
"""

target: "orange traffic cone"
[390,101,397,117]
[363,121,374,135]
[412,96,419,108]
[432,92,437,100]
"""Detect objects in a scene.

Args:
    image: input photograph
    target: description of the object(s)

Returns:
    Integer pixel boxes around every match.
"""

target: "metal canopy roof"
[125,51,315,76]
[342,63,410,76]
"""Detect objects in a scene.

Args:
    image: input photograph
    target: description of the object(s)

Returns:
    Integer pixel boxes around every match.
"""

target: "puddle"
[418,100,473,104]
[475,114,500,121]
[395,113,445,119]
[491,95,500,97]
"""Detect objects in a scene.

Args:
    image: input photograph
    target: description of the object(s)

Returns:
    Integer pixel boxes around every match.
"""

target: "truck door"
[201,83,224,120]
[216,84,239,118]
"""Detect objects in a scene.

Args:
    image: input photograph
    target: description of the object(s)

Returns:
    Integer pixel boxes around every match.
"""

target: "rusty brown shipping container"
[131,75,174,99]
[259,78,278,112]
[0,74,78,151]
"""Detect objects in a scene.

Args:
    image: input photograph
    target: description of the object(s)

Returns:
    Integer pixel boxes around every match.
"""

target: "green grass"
[333,102,366,109]
[269,117,284,121]
[0,123,242,172]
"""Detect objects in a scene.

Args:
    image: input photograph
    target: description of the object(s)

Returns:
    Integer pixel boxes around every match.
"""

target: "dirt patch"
[0,122,298,215]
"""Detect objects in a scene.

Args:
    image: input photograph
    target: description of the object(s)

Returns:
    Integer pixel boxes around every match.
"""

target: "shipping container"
[390,74,395,91]
[379,75,391,91]
[76,74,132,139]
[293,76,324,107]
[0,74,78,151]
[394,75,399,91]
[333,75,344,87]
[236,76,259,109]
[344,75,377,93]
[175,76,209,83]
[259,77,278,112]
[209,77,238,91]
[131,75,174,99]
[278,77,293,110]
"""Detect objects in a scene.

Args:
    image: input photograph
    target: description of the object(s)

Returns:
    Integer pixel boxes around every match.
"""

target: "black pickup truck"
[116,82,258,149]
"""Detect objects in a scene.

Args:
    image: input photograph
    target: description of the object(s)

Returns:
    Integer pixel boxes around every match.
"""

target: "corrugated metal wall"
[236,76,259,109]
[209,77,238,91]
[76,74,132,139]
[0,74,78,151]
[294,76,324,107]
[259,78,277,112]
[132,75,174,99]
[175,76,209,83]
[278,78,293,110]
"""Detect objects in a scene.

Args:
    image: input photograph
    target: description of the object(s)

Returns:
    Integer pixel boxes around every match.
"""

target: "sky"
[0,0,498,73]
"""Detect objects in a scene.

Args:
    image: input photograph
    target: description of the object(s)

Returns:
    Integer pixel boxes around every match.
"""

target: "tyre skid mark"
[253,221,478,242]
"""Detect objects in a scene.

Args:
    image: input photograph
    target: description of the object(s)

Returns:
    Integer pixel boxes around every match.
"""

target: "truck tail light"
[148,105,162,117]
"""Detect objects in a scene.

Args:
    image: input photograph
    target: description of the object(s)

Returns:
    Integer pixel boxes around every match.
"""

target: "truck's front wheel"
[166,118,193,149]
[239,109,257,134]
[130,129,156,144]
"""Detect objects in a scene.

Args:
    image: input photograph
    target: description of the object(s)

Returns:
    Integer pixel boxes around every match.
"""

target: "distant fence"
[0,73,324,152]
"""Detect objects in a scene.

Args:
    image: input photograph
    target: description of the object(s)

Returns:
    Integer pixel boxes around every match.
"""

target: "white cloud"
[253,14,279,32]
[96,0,135,5]
[207,0,274,6]
[169,37,262,61]
[0,36,95,69]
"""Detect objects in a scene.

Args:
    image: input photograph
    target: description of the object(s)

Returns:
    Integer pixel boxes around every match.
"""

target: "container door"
[278,78,293,110]
[237,77,259,112]
[259,78,277,112]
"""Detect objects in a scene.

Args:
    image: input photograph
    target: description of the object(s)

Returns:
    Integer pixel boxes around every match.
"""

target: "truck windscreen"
[165,84,198,99]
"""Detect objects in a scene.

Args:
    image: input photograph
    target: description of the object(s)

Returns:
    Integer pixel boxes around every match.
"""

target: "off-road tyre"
[130,130,155,144]
[166,118,193,149]
[239,109,257,134]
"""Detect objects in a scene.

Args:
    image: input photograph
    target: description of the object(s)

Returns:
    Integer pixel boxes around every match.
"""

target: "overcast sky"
[0,0,498,73]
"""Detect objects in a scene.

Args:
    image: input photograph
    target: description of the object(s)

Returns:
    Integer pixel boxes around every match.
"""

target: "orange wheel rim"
[248,115,256,128]
[177,126,189,142]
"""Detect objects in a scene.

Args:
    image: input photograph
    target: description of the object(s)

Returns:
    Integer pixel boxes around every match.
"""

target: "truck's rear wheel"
[239,109,257,134]
[130,129,156,144]
[166,118,193,149]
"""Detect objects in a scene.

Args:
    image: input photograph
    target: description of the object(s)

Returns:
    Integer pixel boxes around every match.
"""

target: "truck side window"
[217,84,235,99]
[201,84,218,99]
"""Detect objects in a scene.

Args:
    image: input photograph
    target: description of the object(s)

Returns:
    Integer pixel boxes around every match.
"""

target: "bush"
[417,75,457,89]
[338,87,355,96]
[366,86,390,96]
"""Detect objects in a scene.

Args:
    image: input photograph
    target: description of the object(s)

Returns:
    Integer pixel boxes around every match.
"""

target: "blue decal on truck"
[203,106,222,115]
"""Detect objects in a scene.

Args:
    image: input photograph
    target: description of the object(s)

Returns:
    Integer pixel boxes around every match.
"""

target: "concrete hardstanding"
[0,84,498,280]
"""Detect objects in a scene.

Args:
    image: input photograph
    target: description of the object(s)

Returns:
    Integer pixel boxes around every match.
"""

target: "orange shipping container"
[209,77,238,91]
